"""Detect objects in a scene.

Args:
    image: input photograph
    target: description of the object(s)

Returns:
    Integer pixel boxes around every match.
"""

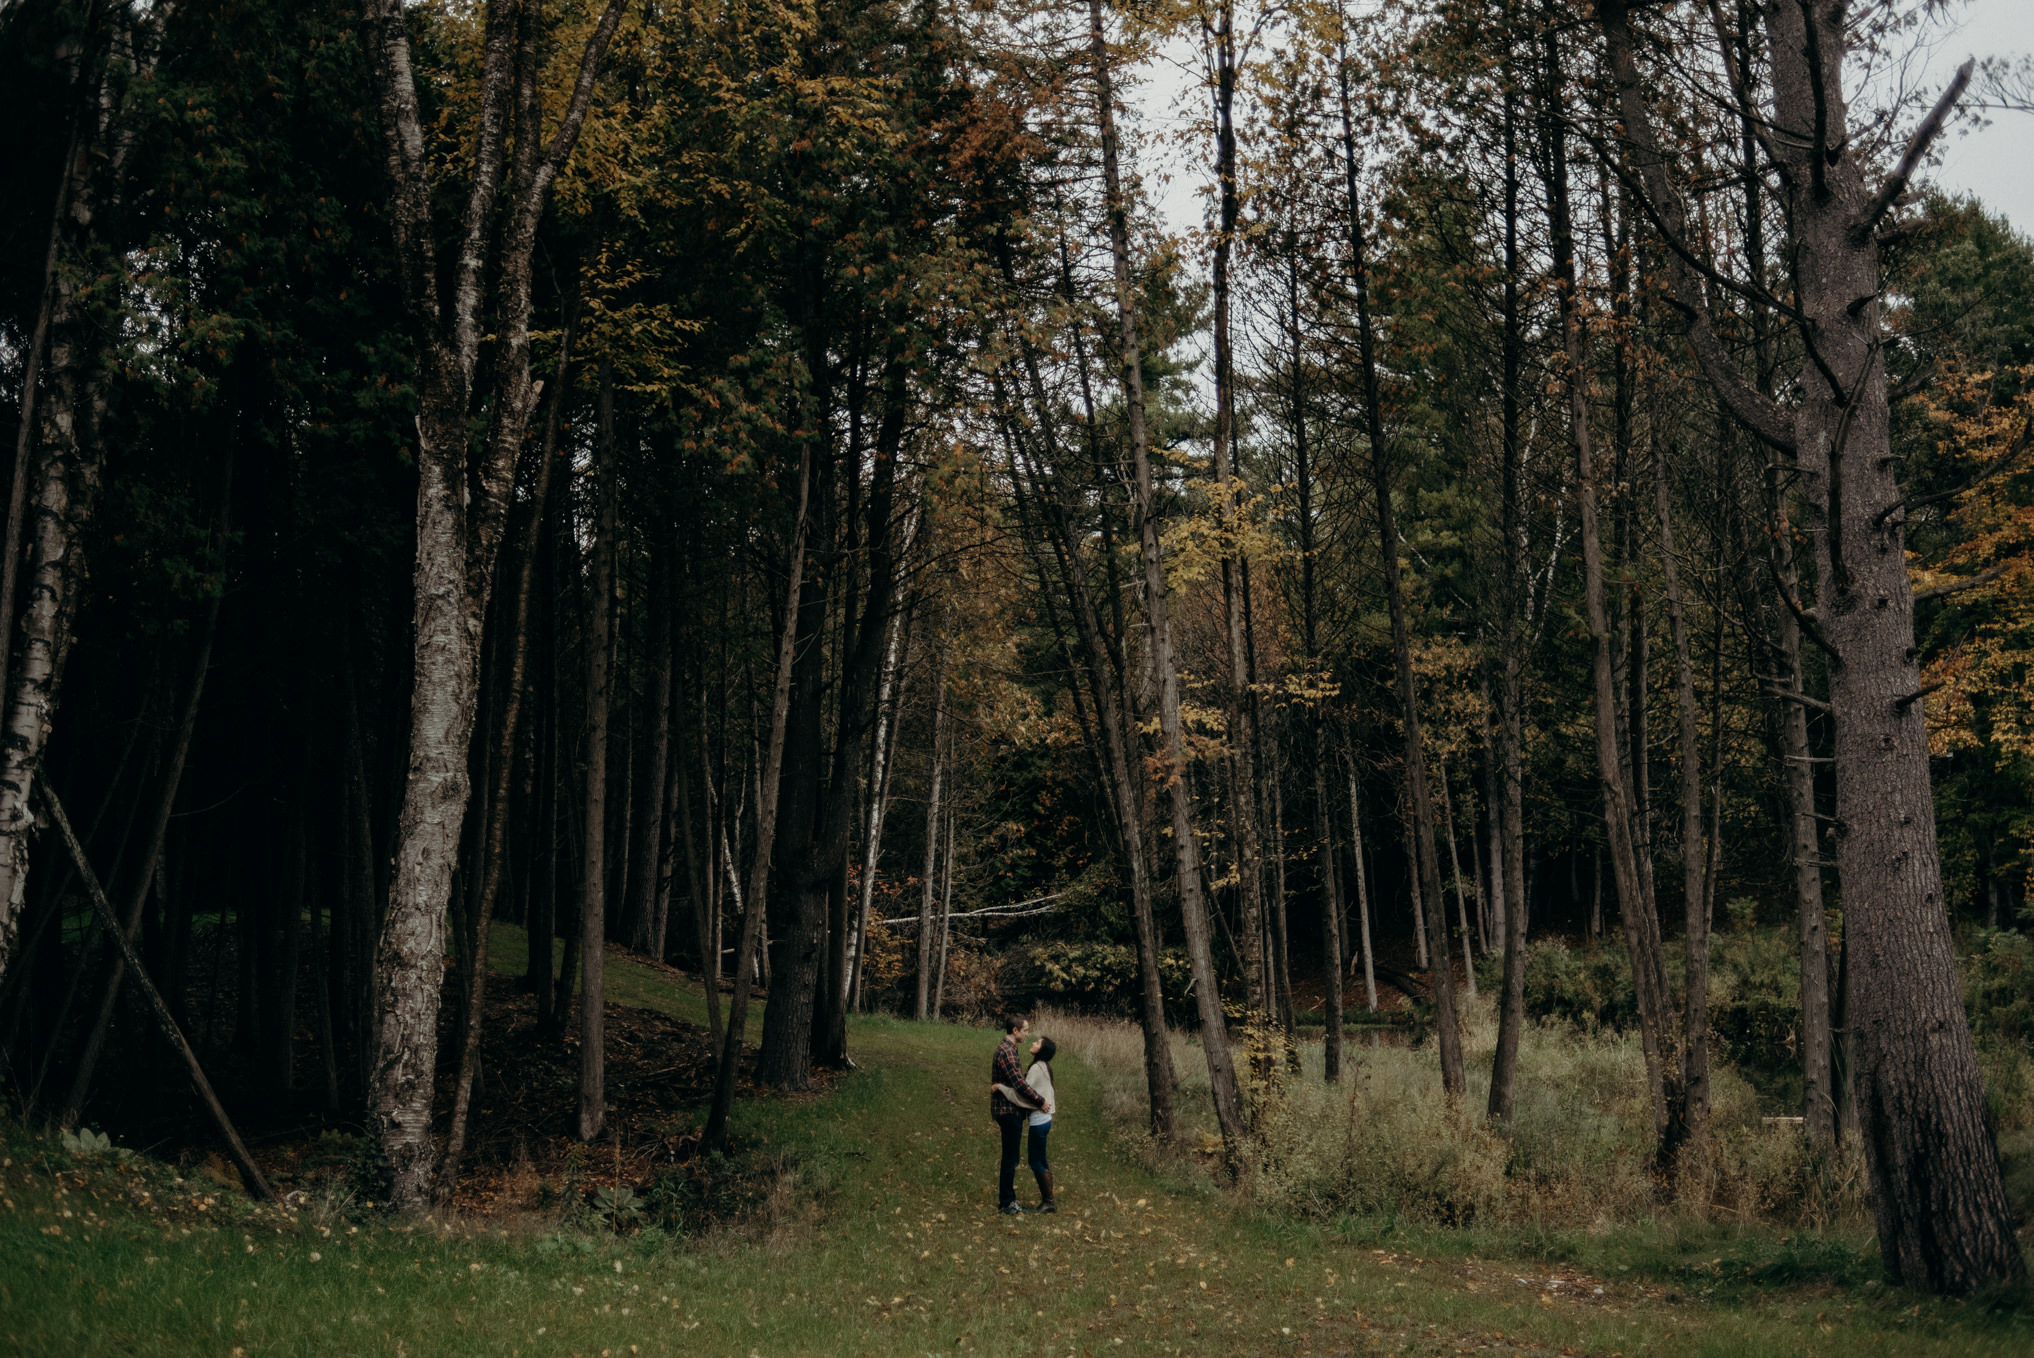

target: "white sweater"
[995,1060,1057,1126]
[1024,1061,1055,1127]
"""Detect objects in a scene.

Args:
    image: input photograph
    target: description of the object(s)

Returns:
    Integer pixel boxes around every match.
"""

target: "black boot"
[1035,1168,1056,1213]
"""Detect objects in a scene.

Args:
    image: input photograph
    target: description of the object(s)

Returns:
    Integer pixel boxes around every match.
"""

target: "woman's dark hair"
[1033,1036,1056,1064]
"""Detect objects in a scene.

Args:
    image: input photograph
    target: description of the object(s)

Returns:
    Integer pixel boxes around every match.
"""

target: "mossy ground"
[2,930,2029,1356]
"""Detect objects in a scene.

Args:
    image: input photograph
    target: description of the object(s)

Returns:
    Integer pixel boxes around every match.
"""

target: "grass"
[3,942,2032,1355]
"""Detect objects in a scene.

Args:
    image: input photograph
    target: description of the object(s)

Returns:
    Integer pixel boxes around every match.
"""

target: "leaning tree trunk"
[1001,359,1180,1138]
[1017,237,1182,1137]
[1346,761,1378,1015]
[1540,62,1680,1148]
[1438,762,1476,997]
[57,475,227,1129]
[0,30,135,984]
[1090,0,1245,1163]
[702,446,814,1153]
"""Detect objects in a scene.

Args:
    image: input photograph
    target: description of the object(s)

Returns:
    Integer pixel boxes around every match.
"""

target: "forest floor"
[2,928,2030,1356]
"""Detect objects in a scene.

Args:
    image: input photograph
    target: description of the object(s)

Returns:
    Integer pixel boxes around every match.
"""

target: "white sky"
[1136,0,2034,239]
[1926,0,2034,230]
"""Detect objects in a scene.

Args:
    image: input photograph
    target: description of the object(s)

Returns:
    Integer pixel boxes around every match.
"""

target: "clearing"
[1,933,2027,1356]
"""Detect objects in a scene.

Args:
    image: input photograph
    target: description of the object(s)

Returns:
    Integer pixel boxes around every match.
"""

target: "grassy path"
[3,948,2027,1356]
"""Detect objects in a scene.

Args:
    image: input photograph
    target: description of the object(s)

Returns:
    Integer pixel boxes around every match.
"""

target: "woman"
[997,1034,1057,1213]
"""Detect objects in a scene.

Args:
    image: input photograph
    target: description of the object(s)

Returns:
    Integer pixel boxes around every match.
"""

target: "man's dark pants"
[996,1112,1026,1207]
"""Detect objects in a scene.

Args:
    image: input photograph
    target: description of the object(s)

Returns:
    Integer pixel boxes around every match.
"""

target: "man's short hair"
[1003,1014,1029,1034]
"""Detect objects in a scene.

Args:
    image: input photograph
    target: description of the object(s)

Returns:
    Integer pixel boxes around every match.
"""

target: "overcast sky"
[1925,0,2033,230]
[1139,0,2034,239]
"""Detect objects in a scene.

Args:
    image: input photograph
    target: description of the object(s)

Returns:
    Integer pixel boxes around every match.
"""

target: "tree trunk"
[1400,782,1429,971]
[0,6,167,985]
[56,467,227,1127]
[356,0,625,1210]
[1314,760,1345,1080]
[931,804,956,1020]
[1090,0,1245,1163]
[916,645,948,1024]
[528,570,559,1032]
[1336,45,1462,1097]
[1767,455,1835,1145]
[577,359,619,1143]
[1439,761,1476,996]
[39,786,273,1200]
[1486,50,1532,1122]
[440,311,578,1193]
[1762,3,2018,1290]
[1597,2,2022,1284]
[1204,0,1270,1049]
[686,731,723,1044]
[702,439,814,1152]
[999,323,1180,1139]
[629,544,674,960]
[1541,52,1680,1149]
[1346,762,1377,1014]
[1655,453,1711,1129]
[847,607,908,1014]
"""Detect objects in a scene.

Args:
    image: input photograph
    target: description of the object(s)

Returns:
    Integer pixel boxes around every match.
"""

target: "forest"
[3,0,2033,1338]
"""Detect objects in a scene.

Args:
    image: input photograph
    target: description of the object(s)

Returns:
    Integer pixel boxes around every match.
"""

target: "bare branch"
[1894,680,1946,713]
[1700,0,1785,187]
[1888,359,1936,404]
[1596,0,1797,454]
[1852,59,1974,246]
[1911,563,2008,606]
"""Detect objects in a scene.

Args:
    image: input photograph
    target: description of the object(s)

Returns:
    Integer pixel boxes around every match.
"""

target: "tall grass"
[1034,996,1870,1232]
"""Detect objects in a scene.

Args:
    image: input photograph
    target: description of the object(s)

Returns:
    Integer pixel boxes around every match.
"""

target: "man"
[989,1014,1045,1214]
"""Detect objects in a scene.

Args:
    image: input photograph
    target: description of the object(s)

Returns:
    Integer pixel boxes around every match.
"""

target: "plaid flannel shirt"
[990,1036,1042,1119]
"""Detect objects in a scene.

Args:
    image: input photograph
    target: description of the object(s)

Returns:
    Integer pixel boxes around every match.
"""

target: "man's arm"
[993,1042,1044,1106]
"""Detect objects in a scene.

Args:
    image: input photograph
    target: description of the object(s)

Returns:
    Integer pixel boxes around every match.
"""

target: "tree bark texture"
[0,16,145,984]
[356,0,626,1209]
[440,312,577,1194]
[1598,0,2018,1286]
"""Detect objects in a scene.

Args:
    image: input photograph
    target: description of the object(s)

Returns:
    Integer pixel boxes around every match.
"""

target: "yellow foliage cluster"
[1916,365,2034,760]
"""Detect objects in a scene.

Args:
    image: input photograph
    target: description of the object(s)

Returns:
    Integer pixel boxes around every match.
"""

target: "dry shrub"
[1040,996,1868,1231]
[933,936,1005,1021]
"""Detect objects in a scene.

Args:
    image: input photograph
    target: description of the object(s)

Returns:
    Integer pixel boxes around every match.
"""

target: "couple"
[988,1014,1057,1216]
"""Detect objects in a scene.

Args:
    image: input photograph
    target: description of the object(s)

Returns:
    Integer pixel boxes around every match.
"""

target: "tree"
[354,0,626,1209]
[1597,0,2022,1290]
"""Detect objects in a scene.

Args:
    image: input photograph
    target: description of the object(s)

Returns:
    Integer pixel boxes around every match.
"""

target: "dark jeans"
[1028,1121,1050,1175]
[996,1113,1025,1206]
